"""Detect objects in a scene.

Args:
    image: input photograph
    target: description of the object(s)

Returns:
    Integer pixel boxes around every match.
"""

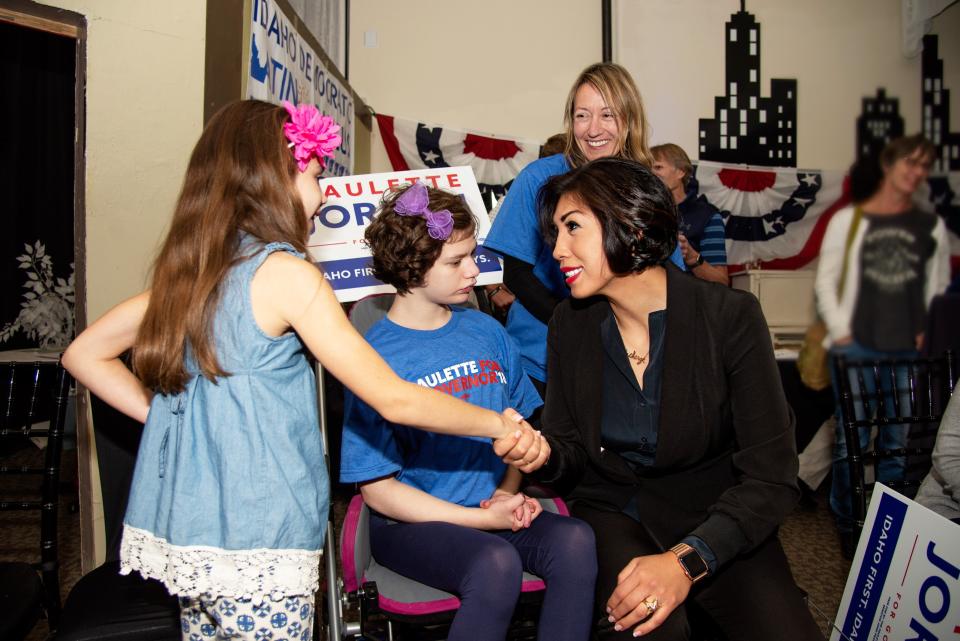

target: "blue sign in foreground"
[840,492,908,640]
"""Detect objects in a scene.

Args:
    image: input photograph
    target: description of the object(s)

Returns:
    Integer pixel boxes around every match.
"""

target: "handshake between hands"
[476,409,551,531]
[494,409,550,474]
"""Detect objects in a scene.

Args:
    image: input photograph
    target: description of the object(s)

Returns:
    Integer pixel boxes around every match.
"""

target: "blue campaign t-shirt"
[484,153,685,383]
[339,307,543,507]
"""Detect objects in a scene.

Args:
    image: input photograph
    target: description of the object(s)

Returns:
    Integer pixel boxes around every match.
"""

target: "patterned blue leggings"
[178,593,314,641]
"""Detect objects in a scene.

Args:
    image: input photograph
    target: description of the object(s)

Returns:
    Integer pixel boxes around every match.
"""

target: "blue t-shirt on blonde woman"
[340,307,542,507]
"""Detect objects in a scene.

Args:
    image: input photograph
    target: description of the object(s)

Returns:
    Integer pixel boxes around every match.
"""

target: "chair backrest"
[834,350,955,533]
[88,392,143,561]
[347,294,396,338]
[347,291,483,337]
[55,388,182,641]
[0,360,73,629]
[922,293,960,359]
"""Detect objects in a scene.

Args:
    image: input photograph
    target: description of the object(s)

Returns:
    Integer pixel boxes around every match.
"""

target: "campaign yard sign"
[832,484,959,641]
[308,166,503,302]
[247,0,354,177]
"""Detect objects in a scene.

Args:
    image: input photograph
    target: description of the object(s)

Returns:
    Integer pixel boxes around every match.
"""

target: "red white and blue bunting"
[923,173,960,272]
[690,161,849,270]
[376,114,541,206]
[690,162,959,271]
[376,115,960,270]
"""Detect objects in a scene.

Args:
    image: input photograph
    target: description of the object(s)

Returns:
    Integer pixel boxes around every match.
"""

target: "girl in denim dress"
[63,100,547,641]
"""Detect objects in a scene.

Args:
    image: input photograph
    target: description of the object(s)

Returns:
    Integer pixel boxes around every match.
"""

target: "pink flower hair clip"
[282,101,342,171]
[394,182,454,241]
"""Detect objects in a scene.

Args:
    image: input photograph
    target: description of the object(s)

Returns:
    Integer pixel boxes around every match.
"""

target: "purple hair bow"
[394,182,454,240]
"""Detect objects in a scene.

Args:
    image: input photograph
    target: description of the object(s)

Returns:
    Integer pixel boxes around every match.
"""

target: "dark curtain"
[0,20,76,350]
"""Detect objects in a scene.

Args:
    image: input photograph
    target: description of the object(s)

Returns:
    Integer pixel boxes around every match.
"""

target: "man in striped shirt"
[652,144,730,285]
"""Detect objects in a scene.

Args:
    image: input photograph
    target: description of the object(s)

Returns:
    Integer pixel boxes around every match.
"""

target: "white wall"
[349,0,602,172]
[351,1,959,173]
[618,0,960,170]
[43,0,206,320]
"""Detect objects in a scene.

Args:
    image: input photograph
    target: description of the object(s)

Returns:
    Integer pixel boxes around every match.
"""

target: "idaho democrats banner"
[832,484,959,641]
[247,0,354,176]
[308,166,503,303]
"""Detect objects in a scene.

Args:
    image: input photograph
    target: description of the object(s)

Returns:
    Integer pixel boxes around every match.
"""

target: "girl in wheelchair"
[341,182,597,641]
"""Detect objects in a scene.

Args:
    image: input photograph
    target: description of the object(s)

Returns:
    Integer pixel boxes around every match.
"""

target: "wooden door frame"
[1,0,90,569]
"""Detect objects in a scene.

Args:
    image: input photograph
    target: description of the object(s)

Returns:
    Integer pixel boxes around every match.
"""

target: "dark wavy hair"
[537,157,678,274]
[365,184,477,294]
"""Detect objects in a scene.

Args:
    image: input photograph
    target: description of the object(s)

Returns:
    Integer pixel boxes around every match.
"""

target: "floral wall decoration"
[0,241,75,350]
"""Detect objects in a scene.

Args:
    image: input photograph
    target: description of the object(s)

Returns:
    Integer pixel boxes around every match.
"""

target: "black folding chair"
[834,350,956,536]
[56,392,180,641]
[0,360,72,640]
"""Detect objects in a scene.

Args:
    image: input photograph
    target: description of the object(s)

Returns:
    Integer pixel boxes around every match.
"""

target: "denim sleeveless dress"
[119,238,330,601]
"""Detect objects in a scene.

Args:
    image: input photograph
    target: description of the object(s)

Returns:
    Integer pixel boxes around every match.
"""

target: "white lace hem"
[120,525,321,602]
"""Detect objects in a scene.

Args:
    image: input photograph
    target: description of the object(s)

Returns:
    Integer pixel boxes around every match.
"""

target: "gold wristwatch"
[669,543,709,583]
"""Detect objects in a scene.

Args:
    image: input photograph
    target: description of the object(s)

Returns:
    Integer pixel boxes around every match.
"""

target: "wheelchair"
[323,489,570,641]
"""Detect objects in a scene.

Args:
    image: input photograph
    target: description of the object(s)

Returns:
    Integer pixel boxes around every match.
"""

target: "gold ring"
[642,597,658,616]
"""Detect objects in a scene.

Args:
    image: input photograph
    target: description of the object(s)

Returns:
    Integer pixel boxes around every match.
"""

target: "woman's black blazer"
[534,263,799,567]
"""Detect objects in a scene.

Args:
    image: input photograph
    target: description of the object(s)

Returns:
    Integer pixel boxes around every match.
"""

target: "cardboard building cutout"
[856,89,905,161]
[697,1,798,167]
[922,34,960,173]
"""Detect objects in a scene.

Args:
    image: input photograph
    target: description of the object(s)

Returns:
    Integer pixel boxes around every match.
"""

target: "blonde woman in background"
[484,62,684,398]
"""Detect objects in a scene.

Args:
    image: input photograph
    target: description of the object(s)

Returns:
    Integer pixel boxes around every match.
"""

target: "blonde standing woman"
[484,63,684,398]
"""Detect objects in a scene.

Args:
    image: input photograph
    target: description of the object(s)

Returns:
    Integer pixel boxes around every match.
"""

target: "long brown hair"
[562,63,652,168]
[134,99,310,393]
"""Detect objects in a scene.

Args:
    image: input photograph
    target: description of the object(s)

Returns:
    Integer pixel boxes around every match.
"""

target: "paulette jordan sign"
[832,484,959,641]
[307,167,503,302]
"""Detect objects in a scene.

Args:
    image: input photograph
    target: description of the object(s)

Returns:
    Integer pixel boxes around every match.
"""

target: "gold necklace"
[626,349,649,366]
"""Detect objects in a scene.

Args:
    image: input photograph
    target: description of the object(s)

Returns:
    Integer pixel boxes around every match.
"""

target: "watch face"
[680,550,708,578]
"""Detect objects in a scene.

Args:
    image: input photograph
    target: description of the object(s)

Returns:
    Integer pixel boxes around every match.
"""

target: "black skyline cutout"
[697,1,797,167]
[922,34,960,173]
[855,88,904,161]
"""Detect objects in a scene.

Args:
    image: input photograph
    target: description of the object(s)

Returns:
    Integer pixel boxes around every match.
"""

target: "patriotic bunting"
[689,161,850,270]
[376,114,541,205]
[920,173,960,271]
[375,115,959,271]
[685,162,958,271]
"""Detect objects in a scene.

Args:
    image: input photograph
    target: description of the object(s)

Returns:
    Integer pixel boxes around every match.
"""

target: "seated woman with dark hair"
[528,157,824,640]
